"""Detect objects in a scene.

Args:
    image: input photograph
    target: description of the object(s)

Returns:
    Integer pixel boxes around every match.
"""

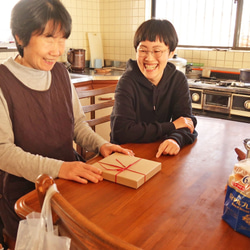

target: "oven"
[203,90,231,114]
[231,93,250,118]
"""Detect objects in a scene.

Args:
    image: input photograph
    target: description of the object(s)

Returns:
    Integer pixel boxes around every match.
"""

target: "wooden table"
[15,116,250,249]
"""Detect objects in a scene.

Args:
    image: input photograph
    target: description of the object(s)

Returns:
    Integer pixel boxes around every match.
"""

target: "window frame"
[151,0,249,50]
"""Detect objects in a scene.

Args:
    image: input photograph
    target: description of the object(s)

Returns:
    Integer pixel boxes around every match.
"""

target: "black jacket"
[110,59,198,147]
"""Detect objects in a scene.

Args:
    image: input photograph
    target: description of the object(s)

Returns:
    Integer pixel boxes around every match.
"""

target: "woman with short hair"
[111,19,198,157]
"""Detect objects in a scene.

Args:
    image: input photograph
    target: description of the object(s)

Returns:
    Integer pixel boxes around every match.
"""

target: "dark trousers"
[0,171,34,243]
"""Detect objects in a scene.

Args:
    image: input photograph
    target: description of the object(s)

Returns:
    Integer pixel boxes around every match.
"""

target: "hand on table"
[173,116,194,133]
[58,143,134,184]
[156,139,180,158]
[100,142,134,157]
[59,161,103,184]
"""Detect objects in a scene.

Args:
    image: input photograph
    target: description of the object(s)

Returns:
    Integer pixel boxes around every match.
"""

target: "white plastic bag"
[15,184,71,250]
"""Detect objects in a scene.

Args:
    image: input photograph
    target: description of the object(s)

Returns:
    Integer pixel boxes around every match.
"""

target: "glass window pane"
[239,0,250,47]
[155,0,237,48]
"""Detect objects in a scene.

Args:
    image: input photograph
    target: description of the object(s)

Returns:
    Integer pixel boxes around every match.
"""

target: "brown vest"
[0,62,75,161]
[0,62,76,238]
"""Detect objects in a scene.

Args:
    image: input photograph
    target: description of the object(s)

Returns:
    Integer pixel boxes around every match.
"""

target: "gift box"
[93,152,161,189]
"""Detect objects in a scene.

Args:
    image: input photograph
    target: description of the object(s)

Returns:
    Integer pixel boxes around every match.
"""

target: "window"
[0,0,19,47]
[238,0,250,47]
[152,0,250,50]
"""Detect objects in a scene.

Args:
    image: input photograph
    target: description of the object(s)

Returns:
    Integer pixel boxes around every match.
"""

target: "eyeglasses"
[137,49,167,58]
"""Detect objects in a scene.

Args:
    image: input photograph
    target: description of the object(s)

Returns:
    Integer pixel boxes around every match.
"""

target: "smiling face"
[15,20,66,71]
[136,38,174,85]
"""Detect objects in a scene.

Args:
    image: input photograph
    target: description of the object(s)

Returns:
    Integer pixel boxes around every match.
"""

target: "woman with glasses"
[110,19,198,157]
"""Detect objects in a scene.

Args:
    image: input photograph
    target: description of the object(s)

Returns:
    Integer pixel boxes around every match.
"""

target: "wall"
[61,0,146,64]
[100,0,145,63]
[1,0,249,70]
[64,0,146,64]
[176,49,250,70]
[60,0,101,62]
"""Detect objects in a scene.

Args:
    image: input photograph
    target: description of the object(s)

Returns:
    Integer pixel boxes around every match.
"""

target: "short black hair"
[134,19,178,53]
[11,0,72,57]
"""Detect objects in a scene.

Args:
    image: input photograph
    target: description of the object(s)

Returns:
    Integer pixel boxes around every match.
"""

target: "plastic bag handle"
[40,184,59,233]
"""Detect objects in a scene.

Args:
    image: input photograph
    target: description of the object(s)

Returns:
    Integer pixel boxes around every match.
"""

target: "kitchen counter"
[69,68,124,84]
[71,68,250,95]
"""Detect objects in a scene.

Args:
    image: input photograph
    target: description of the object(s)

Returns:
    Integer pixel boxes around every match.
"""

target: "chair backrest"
[75,85,116,159]
[36,174,141,250]
[76,85,116,129]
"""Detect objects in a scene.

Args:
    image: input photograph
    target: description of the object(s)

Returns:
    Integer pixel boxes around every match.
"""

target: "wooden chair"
[35,174,141,250]
[75,85,116,160]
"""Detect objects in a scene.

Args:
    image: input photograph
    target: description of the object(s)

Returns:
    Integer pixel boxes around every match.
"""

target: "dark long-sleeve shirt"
[110,59,198,147]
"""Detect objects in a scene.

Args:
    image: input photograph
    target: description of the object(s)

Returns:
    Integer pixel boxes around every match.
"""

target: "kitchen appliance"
[203,90,231,114]
[67,48,85,72]
[168,54,187,74]
[231,93,250,117]
[188,77,250,122]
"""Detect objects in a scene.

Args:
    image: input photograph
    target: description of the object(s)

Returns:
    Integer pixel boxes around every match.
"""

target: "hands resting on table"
[59,117,194,185]
[58,143,134,184]
[156,117,195,158]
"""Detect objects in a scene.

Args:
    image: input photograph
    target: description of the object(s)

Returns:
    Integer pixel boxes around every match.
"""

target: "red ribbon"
[98,158,147,183]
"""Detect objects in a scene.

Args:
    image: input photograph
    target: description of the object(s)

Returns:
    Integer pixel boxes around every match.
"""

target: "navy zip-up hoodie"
[110,59,198,147]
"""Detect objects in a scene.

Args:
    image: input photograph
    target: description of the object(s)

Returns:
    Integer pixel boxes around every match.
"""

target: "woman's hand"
[173,116,194,133]
[58,143,134,184]
[100,143,134,157]
[59,161,103,184]
[156,139,180,158]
